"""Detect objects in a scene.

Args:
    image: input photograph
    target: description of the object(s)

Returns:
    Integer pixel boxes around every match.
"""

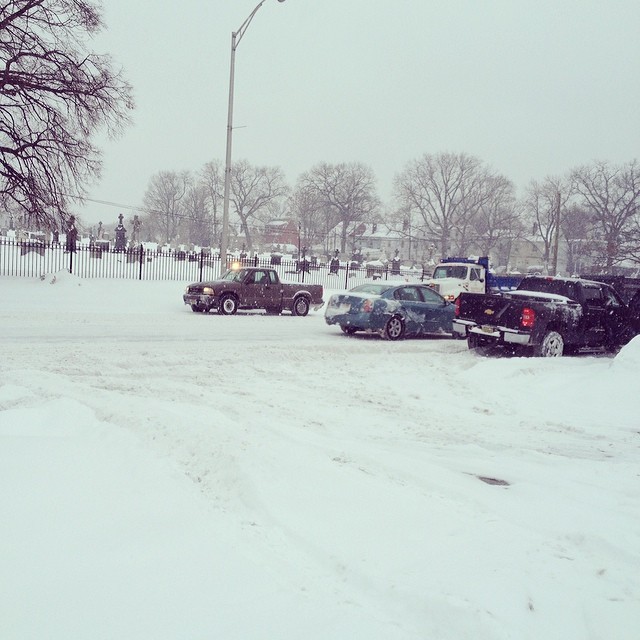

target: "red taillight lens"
[521,307,535,328]
[455,296,461,317]
[362,299,373,313]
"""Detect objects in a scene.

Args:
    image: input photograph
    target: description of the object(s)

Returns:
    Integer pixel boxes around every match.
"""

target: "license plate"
[481,325,496,333]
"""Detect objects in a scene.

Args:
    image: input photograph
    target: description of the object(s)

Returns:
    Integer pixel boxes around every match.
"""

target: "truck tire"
[384,316,405,340]
[218,294,238,315]
[534,330,564,357]
[292,296,310,317]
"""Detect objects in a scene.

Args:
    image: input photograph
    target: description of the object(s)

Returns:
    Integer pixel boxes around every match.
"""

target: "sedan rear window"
[351,284,392,295]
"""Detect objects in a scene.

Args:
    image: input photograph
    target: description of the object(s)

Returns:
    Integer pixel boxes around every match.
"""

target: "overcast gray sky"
[78,0,640,226]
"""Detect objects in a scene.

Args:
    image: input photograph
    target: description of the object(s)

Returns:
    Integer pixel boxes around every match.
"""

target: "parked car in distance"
[325,282,455,340]
[183,266,324,316]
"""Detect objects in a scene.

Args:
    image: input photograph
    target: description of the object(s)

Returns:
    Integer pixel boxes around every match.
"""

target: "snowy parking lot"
[1,273,639,640]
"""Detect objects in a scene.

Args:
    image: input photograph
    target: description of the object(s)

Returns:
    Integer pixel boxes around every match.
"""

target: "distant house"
[262,219,298,248]
[326,221,436,264]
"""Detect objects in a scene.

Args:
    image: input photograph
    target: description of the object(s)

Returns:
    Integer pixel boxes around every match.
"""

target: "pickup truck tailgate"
[456,292,525,327]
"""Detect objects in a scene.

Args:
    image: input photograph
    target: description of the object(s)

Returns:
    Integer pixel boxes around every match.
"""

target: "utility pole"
[551,191,561,275]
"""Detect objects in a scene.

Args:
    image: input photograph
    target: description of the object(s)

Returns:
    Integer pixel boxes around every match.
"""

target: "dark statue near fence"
[329,249,340,275]
[131,215,141,246]
[114,214,127,252]
[65,215,77,253]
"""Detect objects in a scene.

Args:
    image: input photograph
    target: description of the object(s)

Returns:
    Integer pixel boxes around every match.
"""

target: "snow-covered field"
[1,272,638,640]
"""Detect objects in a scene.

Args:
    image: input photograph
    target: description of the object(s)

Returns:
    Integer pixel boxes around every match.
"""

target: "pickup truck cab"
[425,257,522,301]
[453,276,638,356]
[183,266,324,316]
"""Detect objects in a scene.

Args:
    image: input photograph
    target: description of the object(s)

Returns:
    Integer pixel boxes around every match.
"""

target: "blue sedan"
[324,282,455,340]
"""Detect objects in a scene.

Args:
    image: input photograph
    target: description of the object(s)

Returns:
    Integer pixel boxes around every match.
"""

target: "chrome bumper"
[453,319,531,345]
[183,294,216,307]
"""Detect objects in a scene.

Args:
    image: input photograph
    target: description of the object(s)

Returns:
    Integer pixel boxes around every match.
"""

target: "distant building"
[262,219,298,248]
[325,221,437,264]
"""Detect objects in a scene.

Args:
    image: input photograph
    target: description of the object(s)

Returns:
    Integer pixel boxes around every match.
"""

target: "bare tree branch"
[0,0,133,230]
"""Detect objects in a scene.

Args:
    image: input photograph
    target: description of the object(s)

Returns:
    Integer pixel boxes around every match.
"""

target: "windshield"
[220,268,247,282]
[432,265,468,279]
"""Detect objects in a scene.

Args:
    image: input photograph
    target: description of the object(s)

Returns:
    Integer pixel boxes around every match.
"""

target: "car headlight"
[203,286,214,295]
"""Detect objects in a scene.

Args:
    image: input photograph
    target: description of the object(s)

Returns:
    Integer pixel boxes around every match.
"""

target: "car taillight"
[521,307,535,328]
[362,299,373,313]
[455,296,461,317]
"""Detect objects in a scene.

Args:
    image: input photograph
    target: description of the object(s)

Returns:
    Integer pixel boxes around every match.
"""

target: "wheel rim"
[295,298,309,315]
[542,333,563,356]
[223,298,235,314]
[387,317,403,339]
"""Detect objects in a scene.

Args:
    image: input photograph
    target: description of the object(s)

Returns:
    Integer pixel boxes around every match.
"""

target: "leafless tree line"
[140,154,640,272]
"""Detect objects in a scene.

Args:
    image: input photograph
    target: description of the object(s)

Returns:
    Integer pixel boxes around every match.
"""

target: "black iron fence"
[0,238,427,289]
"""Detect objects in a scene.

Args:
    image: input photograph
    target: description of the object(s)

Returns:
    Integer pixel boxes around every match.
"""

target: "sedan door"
[417,285,453,332]
[392,286,430,334]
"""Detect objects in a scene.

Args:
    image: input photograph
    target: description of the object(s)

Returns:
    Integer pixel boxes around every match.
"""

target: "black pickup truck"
[452,276,640,356]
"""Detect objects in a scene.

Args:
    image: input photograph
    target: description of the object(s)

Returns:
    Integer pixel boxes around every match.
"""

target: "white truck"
[425,257,522,301]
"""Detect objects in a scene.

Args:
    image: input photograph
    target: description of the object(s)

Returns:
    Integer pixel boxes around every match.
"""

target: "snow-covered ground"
[1,272,638,640]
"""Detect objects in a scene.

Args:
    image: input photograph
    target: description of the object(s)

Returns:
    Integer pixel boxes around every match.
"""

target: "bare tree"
[394,152,491,257]
[199,160,224,248]
[229,160,288,250]
[570,160,640,271]
[0,0,133,230]
[183,182,211,247]
[521,177,570,271]
[297,162,379,253]
[289,182,334,253]
[561,204,597,275]
[627,212,640,266]
[470,174,522,263]
[143,171,190,244]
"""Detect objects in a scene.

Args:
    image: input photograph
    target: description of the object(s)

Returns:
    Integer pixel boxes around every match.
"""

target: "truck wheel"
[341,325,358,335]
[219,294,238,315]
[534,330,564,357]
[191,304,203,313]
[384,316,405,340]
[292,296,310,317]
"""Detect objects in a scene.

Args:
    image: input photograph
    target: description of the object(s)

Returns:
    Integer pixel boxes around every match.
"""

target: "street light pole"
[220,0,285,274]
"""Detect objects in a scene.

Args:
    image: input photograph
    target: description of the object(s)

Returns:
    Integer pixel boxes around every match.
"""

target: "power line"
[63,193,162,216]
